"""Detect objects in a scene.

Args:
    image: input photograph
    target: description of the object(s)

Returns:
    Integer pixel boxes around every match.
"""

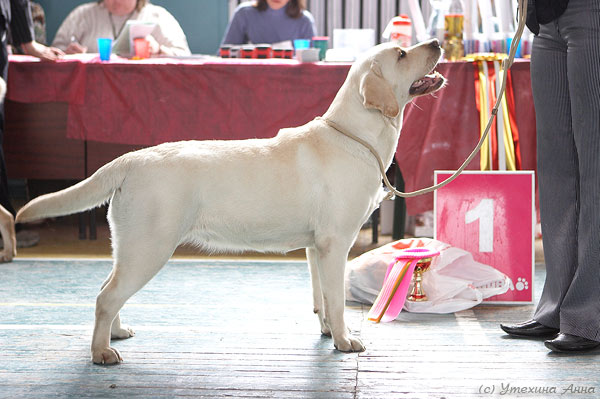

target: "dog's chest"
[184,223,314,253]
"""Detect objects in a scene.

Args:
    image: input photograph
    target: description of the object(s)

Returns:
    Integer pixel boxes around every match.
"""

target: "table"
[5,54,535,216]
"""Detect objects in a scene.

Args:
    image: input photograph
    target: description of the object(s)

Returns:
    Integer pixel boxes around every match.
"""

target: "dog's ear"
[359,61,399,118]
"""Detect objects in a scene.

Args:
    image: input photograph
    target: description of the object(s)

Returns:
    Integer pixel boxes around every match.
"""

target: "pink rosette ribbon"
[367,247,440,323]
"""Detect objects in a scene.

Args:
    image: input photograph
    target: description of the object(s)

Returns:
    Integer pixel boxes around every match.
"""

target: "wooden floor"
[1,256,599,399]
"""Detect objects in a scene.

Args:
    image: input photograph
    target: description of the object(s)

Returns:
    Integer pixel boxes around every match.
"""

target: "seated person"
[31,1,47,44]
[221,0,316,46]
[52,0,191,56]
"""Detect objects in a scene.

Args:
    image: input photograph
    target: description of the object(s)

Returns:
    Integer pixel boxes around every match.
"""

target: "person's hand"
[146,35,160,55]
[20,41,64,61]
[65,41,88,54]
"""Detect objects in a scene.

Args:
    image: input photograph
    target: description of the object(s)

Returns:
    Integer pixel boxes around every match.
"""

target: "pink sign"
[434,171,535,303]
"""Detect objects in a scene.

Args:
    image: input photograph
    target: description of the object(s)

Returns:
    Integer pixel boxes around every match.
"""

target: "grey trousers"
[531,0,600,341]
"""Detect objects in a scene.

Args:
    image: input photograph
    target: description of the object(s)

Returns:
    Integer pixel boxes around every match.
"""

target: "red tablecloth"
[8,54,349,144]
[7,54,535,215]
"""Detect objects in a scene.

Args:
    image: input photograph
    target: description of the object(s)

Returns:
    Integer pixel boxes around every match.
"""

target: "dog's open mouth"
[409,71,445,96]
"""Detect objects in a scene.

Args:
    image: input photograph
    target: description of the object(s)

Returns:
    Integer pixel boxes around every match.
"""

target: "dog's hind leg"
[110,313,135,340]
[306,247,331,336]
[99,271,135,340]
[91,242,176,365]
[314,239,365,352]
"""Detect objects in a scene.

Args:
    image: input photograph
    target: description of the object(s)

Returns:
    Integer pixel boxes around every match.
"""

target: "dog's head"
[356,39,446,118]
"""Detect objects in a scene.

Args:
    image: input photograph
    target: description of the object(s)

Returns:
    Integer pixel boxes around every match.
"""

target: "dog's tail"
[16,157,129,224]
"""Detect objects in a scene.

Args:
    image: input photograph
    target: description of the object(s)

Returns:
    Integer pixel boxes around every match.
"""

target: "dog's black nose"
[429,39,440,48]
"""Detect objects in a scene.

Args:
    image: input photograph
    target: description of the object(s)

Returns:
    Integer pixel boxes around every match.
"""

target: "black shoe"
[545,333,600,352]
[500,320,559,337]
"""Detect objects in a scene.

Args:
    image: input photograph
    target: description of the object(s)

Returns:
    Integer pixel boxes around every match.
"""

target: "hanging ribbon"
[466,53,522,171]
[503,69,522,169]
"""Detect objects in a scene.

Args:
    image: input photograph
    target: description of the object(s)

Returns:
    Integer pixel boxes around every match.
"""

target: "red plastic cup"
[133,38,150,59]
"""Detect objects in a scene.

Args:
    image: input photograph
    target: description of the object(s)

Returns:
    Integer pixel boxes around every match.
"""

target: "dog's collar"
[316,117,385,168]
[316,117,395,200]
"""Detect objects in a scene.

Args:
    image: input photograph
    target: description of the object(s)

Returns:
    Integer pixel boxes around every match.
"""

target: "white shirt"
[52,2,191,56]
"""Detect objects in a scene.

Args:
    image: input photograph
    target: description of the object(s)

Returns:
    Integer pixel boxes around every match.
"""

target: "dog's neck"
[322,92,404,172]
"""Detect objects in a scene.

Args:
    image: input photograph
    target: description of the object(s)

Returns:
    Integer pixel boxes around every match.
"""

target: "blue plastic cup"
[293,39,311,50]
[506,37,522,58]
[97,38,112,61]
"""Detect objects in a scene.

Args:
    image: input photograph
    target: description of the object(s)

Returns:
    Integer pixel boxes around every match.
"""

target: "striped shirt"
[0,0,35,45]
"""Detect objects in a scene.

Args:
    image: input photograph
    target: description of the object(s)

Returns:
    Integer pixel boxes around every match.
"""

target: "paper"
[332,29,375,60]
[112,20,157,56]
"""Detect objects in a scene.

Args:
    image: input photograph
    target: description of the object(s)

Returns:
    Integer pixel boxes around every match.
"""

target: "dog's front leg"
[306,247,331,336]
[315,241,365,352]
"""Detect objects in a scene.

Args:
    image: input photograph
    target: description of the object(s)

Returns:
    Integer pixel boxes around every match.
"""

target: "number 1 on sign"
[465,199,494,253]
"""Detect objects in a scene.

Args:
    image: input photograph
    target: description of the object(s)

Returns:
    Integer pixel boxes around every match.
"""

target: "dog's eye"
[398,50,407,60]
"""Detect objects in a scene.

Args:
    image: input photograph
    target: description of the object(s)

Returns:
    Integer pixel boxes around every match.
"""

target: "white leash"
[321,0,528,199]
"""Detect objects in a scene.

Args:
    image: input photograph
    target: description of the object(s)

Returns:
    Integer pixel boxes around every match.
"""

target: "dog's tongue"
[409,72,444,95]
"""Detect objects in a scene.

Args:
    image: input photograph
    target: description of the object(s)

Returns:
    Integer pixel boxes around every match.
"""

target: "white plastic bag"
[345,238,510,314]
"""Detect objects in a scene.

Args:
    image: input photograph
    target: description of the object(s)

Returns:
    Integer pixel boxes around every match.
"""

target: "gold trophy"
[408,257,433,302]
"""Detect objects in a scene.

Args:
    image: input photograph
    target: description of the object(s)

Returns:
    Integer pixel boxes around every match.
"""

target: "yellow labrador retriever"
[16,40,445,364]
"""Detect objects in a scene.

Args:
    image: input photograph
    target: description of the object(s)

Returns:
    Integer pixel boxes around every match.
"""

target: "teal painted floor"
[1,259,599,398]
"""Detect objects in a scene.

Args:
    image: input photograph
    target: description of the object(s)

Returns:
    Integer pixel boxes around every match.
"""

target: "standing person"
[500,0,600,352]
[9,2,47,52]
[221,0,316,46]
[52,0,191,56]
[0,0,63,258]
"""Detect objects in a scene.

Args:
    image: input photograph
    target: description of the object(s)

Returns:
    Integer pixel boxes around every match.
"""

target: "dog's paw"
[334,335,365,353]
[319,318,332,337]
[92,347,123,365]
[111,325,135,340]
[314,309,332,337]
[0,250,13,263]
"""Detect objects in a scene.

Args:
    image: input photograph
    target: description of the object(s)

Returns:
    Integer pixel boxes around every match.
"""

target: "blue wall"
[36,0,229,54]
